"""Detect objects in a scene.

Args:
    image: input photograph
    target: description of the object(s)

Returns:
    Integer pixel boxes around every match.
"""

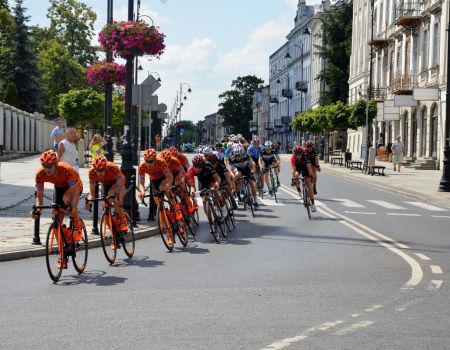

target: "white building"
[348,0,448,169]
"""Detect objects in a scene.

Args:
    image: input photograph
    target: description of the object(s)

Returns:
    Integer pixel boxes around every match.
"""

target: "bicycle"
[200,188,227,243]
[87,196,135,264]
[32,203,88,283]
[236,176,256,217]
[292,177,312,220]
[219,182,235,231]
[172,184,196,237]
[143,190,189,251]
[267,166,278,203]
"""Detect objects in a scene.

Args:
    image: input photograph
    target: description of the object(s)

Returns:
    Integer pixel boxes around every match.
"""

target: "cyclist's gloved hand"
[84,199,92,211]
[138,191,145,200]
[30,207,41,218]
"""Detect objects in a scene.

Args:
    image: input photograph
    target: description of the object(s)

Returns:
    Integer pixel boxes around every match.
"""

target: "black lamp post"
[439,19,450,191]
[104,0,114,162]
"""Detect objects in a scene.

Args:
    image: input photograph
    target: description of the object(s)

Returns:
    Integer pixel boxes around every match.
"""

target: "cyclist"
[188,155,227,226]
[247,137,263,192]
[33,150,83,268]
[291,145,316,212]
[85,155,128,232]
[305,140,320,195]
[138,149,177,246]
[229,146,259,210]
[259,141,280,196]
[169,146,190,172]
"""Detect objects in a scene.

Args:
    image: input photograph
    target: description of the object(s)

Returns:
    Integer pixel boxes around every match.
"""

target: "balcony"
[394,1,421,28]
[281,116,291,124]
[295,81,308,93]
[270,96,279,104]
[368,28,391,48]
[264,122,274,130]
[391,73,417,95]
[274,119,283,127]
[281,89,293,99]
[372,87,386,101]
[419,65,440,87]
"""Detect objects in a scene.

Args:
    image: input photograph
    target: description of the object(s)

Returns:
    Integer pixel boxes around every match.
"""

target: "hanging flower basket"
[86,61,126,86]
[99,20,166,59]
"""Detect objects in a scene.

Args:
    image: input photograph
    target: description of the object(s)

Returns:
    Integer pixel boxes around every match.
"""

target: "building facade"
[348,0,448,169]
[204,112,226,144]
[251,85,270,141]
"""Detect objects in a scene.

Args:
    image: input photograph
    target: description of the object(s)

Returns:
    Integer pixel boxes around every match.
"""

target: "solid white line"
[367,200,406,210]
[333,198,366,208]
[427,280,443,291]
[386,213,421,217]
[260,198,285,206]
[334,321,374,336]
[345,211,376,215]
[430,265,443,274]
[431,215,450,219]
[405,202,447,212]
[415,253,431,261]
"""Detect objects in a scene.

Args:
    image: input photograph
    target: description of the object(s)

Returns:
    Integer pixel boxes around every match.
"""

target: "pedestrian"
[89,134,106,160]
[377,133,384,156]
[57,127,80,173]
[391,135,404,172]
[50,118,65,151]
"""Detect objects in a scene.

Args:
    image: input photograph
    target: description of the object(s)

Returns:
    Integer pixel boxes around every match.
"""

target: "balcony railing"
[295,81,308,92]
[264,122,274,130]
[372,87,386,101]
[368,28,391,47]
[391,73,417,95]
[270,96,279,104]
[274,119,283,127]
[281,116,291,124]
[394,1,421,28]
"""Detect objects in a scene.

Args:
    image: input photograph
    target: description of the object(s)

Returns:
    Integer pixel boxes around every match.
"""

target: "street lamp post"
[364,0,375,169]
[172,82,192,149]
[104,0,114,162]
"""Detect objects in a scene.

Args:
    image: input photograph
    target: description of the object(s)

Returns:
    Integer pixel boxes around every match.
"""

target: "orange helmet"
[159,149,172,162]
[40,150,58,165]
[143,148,157,160]
[169,146,178,156]
[92,155,107,169]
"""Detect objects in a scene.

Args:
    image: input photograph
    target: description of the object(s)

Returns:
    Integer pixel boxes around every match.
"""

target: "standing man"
[50,118,65,151]
[58,127,80,173]
[391,135,405,173]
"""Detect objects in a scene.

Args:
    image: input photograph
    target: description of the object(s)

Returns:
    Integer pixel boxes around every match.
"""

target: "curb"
[0,225,159,262]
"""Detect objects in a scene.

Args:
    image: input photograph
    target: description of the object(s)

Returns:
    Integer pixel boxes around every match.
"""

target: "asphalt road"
[0,158,449,349]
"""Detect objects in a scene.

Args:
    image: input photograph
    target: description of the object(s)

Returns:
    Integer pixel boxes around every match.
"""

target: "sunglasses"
[145,159,155,164]
[95,167,106,173]
[42,164,55,169]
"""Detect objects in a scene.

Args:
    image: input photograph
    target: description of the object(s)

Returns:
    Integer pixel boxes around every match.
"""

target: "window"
[421,29,429,71]
[433,22,440,66]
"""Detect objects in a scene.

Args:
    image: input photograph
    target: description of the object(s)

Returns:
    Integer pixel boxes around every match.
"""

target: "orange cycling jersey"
[166,156,185,177]
[35,161,83,192]
[138,157,170,181]
[175,153,190,171]
[88,162,124,186]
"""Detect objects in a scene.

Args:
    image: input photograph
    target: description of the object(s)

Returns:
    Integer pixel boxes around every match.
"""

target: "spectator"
[89,134,106,160]
[57,127,80,173]
[391,135,405,173]
[377,133,384,155]
[50,118,65,151]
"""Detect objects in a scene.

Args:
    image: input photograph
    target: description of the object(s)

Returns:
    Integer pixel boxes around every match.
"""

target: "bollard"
[92,182,99,235]
[32,213,41,245]
[148,182,156,221]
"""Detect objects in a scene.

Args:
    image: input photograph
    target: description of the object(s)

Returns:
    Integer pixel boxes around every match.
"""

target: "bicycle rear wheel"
[122,212,136,258]
[207,202,222,243]
[224,193,235,229]
[175,218,189,247]
[72,220,88,274]
[270,172,278,203]
[157,206,174,251]
[303,186,312,220]
[100,213,117,264]
[45,223,63,283]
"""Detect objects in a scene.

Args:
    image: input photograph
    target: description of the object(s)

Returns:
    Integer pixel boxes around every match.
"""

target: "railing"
[295,81,308,92]
[270,96,279,104]
[281,116,291,124]
[391,73,417,94]
[281,89,293,98]
[395,1,421,27]
[274,119,283,127]
[264,122,274,130]
[372,87,386,100]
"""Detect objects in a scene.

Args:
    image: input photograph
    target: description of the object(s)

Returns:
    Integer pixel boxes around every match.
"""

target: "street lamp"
[149,71,162,82]
[104,0,114,163]
[173,82,192,149]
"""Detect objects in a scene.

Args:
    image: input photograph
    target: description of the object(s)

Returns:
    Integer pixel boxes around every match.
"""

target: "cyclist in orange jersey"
[169,146,190,172]
[85,155,128,232]
[32,150,83,233]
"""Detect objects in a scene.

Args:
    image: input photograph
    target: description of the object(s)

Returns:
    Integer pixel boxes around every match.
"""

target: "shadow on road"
[57,269,128,286]
[112,255,165,269]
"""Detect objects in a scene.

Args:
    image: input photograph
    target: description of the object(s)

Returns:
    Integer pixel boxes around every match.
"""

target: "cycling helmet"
[202,146,213,156]
[40,150,58,165]
[305,140,315,148]
[231,136,238,142]
[192,154,205,167]
[232,146,243,156]
[159,149,172,162]
[293,145,304,155]
[227,143,234,152]
[143,148,157,160]
[206,152,218,163]
[169,146,178,156]
[264,141,273,148]
[92,155,107,169]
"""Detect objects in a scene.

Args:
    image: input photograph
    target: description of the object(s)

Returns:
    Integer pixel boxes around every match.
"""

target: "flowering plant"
[86,61,126,86]
[99,20,166,59]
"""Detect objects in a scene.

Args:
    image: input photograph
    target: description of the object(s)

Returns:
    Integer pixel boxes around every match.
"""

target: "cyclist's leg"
[263,167,270,192]
[292,171,301,193]
[305,176,315,203]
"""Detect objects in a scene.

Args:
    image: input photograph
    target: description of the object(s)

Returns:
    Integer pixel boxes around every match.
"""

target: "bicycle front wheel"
[157,206,174,252]
[270,172,278,203]
[72,220,88,274]
[45,223,63,283]
[100,213,117,264]
[122,212,136,258]
[207,202,222,243]
[176,218,189,247]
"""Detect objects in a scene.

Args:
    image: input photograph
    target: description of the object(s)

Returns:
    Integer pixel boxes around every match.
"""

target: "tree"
[9,0,41,112]
[47,0,98,66]
[218,75,264,139]
[58,89,103,128]
[0,3,14,94]
[112,93,125,130]
[348,99,377,129]
[2,80,18,107]
[315,0,353,105]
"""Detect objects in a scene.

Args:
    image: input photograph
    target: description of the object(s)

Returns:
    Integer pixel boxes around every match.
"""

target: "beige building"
[251,85,270,141]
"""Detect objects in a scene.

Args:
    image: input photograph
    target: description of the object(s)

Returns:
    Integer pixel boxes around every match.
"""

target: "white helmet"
[202,146,213,156]
[231,145,243,156]
[264,141,273,148]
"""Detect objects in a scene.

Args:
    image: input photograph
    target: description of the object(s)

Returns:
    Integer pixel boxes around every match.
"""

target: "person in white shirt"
[57,127,80,173]
[391,135,404,172]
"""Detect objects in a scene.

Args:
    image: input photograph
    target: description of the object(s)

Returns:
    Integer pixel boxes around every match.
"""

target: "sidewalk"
[280,154,450,209]
[0,154,158,262]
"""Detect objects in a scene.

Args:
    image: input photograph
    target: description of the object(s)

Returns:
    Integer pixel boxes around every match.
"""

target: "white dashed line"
[414,253,431,261]
[334,321,374,336]
[427,280,443,291]
[259,198,285,207]
[386,213,421,217]
[430,265,443,274]
[367,200,406,210]
[431,215,450,219]
[404,202,447,212]
[364,305,383,312]
[333,199,365,208]
[344,211,376,215]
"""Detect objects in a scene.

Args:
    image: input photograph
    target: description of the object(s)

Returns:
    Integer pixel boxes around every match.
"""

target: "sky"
[14,0,323,122]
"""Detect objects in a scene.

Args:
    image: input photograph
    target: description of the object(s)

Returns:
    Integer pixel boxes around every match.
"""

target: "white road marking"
[259,198,285,207]
[333,199,365,208]
[405,202,447,212]
[430,265,443,274]
[334,321,374,336]
[345,211,376,215]
[431,215,450,219]
[414,253,431,261]
[279,185,325,207]
[386,213,421,217]
[364,305,383,312]
[352,313,362,318]
[367,200,406,210]
[427,280,443,291]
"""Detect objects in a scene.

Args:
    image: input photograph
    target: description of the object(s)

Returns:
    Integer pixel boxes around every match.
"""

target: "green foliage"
[2,80,18,106]
[47,0,98,66]
[218,75,264,139]
[58,89,103,127]
[348,99,377,129]
[0,6,14,92]
[112,94,125,129]
[315,0,353,105]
